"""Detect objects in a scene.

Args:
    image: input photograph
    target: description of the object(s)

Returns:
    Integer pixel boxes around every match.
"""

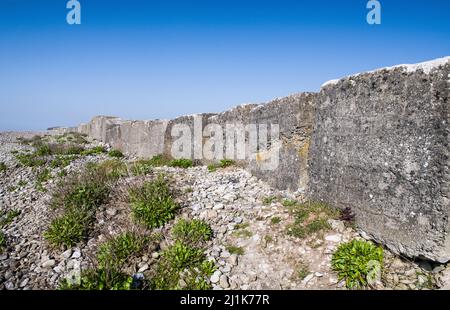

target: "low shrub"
[172,219,213,245]
[97,232,149,269]
[59,267,133,290]
[219,159,234,168]
[50,155,76,169]
[0,162,7,173]
[15,153,46,167]
[128,176,179,229]
[108,149,124,158]
[81,146,106,156]
[151,241,215,290]
[0,232,6,253]
[130,160,153,176]
[0,210,21,227]
[36,168,52,184]
[331,239,384,289]
[169,158,193,168]
[45,162,118,247]
[44,207,93,248]
[262,196,277,205]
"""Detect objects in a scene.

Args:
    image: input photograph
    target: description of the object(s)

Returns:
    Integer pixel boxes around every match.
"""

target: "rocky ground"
[1,131,449,290]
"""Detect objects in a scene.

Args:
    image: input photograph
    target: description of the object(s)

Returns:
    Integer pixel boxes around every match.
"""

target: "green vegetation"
[45,161,118,247]
[146,154,171,167]
[50,155,76,169]
[172,219,213,246]
[286,201,339,239]
[0,232,6,253]
[282,199,297,207]
[169,158,193,168]
[207,159,235,172]
[128,175,179,229]
[17,180,27,187]
[60,231,160,290]
[15,153,46,167]
[60,267,133,290]
[0,210,21,228]
[81,146,106,156]
[150,241,215,290]
[225,244,244,255]
[270,216,282,225]
[108,149,124,158]
[44,208,91,248]
[97,232,149,269]
[296,261,310,280]
[36,168,52,184]
[130,159,153,176]
[262,196,277,205]
[0,162,7,172]
[331,239,384,289]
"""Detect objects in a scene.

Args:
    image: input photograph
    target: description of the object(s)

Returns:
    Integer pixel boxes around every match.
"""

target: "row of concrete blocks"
[59,58,450,262]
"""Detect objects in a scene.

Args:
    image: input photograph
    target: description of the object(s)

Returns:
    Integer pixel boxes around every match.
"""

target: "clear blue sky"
[0,0,449,130]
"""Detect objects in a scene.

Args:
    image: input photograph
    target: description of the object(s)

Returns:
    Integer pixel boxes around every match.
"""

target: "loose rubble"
[1,131,449,290]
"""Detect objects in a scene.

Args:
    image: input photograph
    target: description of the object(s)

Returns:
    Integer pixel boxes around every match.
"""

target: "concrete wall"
[70,56,450,262]
[309,58,450,262]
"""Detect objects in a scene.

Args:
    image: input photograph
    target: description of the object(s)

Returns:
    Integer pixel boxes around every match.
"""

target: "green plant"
[97,232,149,269]
[0,210,21,227]
[207,164,217,172]
[219,159,235,168]
[108,149,124,158]
[81,146,106,156]
[130,160,153,176]
[45,163,116,247]
[36,168,52,184]
[233,229,253,238]
[271,217,282,225]
[17,180,27,187]
[169,158,193,168]
[0,232,6,253]
[225,244,244,255]
[151,241,214,290]
[262,196,277,205]
[59,267,133,290]
[286,201,338,239]
[172,219,213,245]
[15,153,46,167]
[35,144,52,156]
[146,154,171,167]
[93,159,128,179]
[282,199,297,207]
[44,207,92,247]
[331,239,384,289]
[64,145,85,155]
[0,162,7,173]
[129,176,179,229]
[50,155,76,169]
[296,261,310,280]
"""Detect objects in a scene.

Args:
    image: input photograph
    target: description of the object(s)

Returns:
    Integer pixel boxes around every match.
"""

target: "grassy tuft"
[0,162,8,172]
[128,175,179,229]
[169,158,193,168]
[172,219,213,246]
[286,201,339,239]
[225,244,244,255]
[108,149,124,158]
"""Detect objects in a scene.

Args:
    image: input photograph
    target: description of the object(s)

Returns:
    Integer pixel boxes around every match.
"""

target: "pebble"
[42,259,56,268]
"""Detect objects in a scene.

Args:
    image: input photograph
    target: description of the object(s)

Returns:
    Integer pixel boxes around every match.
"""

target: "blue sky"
[0,0,449,130]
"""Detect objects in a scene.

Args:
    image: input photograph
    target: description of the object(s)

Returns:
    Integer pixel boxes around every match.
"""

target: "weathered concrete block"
[309,57,450,262]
